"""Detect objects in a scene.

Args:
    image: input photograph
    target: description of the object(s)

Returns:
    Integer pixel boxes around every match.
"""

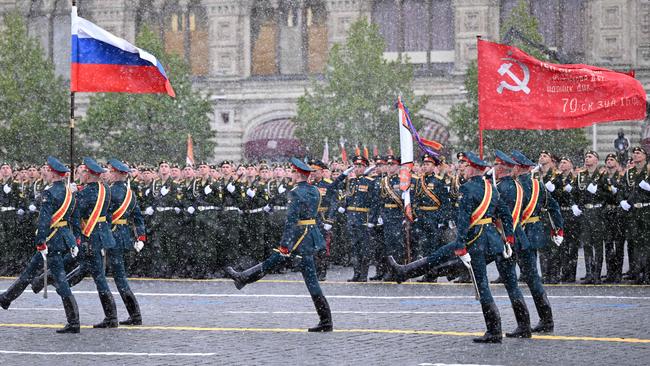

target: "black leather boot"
[308,294,333,332]
[225,263,265,290]
[531,292,554,333]
[473,302,502,343]
[0,278,30,310]
[56,296,80,334]
[93,292,119,328]
[505,298,532,338]
[119,290,142,326]
[387,256,436,284]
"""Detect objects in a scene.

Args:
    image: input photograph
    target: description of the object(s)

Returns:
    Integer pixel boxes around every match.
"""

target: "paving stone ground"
[0,251,649,366]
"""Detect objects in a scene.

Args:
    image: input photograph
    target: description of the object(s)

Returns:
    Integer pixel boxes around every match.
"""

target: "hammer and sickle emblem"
[496,57,530,94]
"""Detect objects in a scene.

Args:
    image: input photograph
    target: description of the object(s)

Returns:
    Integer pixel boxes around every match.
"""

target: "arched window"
[135,0,209,77]
[250,0,328,76]
[306,0,328,73]
[251,0,279,75]
[188,1,209,76]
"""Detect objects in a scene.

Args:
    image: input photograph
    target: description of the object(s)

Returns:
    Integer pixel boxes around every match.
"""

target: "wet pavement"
[0,259,649,366]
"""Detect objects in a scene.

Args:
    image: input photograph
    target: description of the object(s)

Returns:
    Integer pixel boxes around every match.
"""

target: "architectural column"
[452,0,499,71]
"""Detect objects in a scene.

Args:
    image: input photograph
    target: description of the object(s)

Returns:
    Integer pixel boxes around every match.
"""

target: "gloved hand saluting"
[342,166,354,176]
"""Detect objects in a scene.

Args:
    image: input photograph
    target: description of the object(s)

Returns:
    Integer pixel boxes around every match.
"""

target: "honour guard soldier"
[619,146,650,284]
[537,151,562,283]
[602,153,625,283]
[69,157,120,328]
[0,157,81,333]
[150,161,183,276]
[308,159,338,281]
[106,159,146,325]
[0,162,20,275]
[387,152,515,343]
[511,150,563,333]
[186,161,221,277]
[377,155,408,272]
[218,161,244,267]
[265,164,292,272]
[369,155,387,280]
[555,157,581,283]
[225,158,333,332]
[573,150,606,284]
[337,155,378,282]
[412,153,452,282]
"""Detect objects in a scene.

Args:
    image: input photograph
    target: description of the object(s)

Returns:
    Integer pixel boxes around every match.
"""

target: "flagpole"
[70,0,77,181]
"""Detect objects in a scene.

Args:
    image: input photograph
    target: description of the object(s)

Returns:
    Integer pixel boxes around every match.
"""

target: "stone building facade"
[2,0,649,161]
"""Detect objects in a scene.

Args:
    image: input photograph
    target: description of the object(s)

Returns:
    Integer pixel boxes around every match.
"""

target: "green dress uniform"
[150,176,183,276]
[573,164,607,284]
[553,169,581,283]
[0,176,20,275]
[620,150,650,284]
[218,175,244,268]
[602,163,625,283]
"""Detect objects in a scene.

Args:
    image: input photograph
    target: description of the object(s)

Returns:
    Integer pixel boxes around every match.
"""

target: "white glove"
[552,235,564,246]
[587,183,597,194]
[448,220,456,229]
[2,184,10,194]
[545,181,556,192]
[366,223,375,228]
[144,206,154,216]
[17,208,24,215]
[611,186,618,194]
[28,204,37,212]
[204,185,213,195]
[69,182,78,193]
[263,204,271,213]
[564,183,573,193]
[640,180,650,192]
[101,249,105,257]
[377,217,384,226]
[337,207,346,213]
[246,188,256,198]
[227,183,236,193]
[278,185,286,194]
[70,246,79,258]
[342,166,354,176]
[323,223,332,231]
[363,166,376,176]
[160,186,169,196]
[174,207,181,214]
[571,204,582,217]
[503,243,513,259]
[620,200,631,211]
[459,253,472,269]
[187,206,195,214]
[134,240,144,252]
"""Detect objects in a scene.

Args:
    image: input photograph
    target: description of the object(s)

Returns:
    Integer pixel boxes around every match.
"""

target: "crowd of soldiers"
[0,144,649,285]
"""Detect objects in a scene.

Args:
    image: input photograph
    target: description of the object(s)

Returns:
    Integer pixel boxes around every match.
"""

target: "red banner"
[478,39,646,130]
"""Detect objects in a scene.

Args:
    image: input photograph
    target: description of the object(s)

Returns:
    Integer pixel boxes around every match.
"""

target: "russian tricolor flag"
[71,6,175,97]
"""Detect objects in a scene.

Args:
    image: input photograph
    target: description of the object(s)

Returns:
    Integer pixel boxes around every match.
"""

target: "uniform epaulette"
[324,178,332,184]
[435,174,443,180]
[412,174,419,179]
[366,177,375,181]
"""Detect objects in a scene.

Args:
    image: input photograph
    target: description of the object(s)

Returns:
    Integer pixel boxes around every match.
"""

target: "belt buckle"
[634,203,643,208]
